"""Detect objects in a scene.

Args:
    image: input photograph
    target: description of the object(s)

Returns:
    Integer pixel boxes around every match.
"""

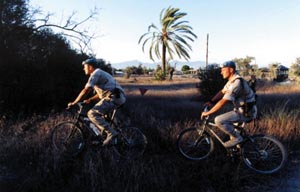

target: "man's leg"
[88,100,118,146]
[215,111,243,148]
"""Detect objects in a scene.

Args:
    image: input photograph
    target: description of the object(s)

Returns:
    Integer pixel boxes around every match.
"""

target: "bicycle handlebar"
[76,102,85,109]
[66,102,85,110]
[201,106,210,121]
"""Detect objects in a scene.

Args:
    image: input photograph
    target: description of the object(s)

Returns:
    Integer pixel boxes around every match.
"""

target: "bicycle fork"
[65,127,78,144]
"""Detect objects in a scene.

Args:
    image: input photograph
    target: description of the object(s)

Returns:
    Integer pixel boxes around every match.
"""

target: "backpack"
[237,77,257,98]
[247,77,256,93]
[237,77,257,118]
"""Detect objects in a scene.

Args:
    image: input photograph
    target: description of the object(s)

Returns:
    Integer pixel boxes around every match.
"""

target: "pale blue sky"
[30,0,300,67]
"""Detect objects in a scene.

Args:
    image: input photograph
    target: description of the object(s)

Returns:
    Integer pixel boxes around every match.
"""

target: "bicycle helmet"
[82,58,98,68]
[221,61,236,70]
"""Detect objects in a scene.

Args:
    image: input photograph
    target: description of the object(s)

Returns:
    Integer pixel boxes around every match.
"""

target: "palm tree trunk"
[162,44,166,79]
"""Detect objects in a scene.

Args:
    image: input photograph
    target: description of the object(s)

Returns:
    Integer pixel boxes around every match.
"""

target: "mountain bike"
[177,107,287,174]
[51,102,147,159]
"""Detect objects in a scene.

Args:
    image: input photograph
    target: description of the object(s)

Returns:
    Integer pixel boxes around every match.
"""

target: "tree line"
[233,56,300,81]
[0,0,102,114]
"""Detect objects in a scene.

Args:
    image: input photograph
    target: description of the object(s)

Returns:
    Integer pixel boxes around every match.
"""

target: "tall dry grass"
[0,77,299,192]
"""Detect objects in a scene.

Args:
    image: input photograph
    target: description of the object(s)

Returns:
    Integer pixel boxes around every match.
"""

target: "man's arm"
[201,98,228,119]
[84,94,99,104]
[204,90,225,107]
[211,90,225,103]
[68,87,93,107]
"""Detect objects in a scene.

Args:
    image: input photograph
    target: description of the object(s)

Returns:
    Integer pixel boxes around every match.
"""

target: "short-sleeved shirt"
[222,74,255,109]
[85,69,124,99]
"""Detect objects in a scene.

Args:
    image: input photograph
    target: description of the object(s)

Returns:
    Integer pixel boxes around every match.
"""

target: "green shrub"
[154,70,166,80]
[198,65,226,101]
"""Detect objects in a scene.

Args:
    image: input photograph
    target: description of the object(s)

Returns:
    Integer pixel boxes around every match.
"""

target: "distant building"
[275,65,289,81]
[186,69,199,75]
[258,67,270,80]
[173,70,183,75]
[258,65,289,81]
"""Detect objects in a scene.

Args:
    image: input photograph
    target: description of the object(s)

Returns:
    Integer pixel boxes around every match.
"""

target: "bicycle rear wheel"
[177,127,214,161]
[241,135,287,174]
[51,122,85,157]
[113,126,147,159]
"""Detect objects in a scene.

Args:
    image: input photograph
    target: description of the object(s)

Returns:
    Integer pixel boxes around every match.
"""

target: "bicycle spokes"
[177,128,214,161]
[51,122,85,157]
[241,135,287,174]
[113,127,147,159]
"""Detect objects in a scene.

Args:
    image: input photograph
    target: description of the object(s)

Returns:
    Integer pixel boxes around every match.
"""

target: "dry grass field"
[0,76,300,192]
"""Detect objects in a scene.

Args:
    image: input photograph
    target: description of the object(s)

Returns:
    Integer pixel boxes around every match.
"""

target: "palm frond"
[149,40,155,61]
[154,40,161,59]
[174,41,190,61]
[148,23,159,32]
[138,32,149,44]
[165,41,174,60]
[181,34,196,43]
[174,34,193,51]
[141,36,152,52]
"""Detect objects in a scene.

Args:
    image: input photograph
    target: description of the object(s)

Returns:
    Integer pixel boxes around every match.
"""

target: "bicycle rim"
[51,122,85,157]
[241,135,287,174]
[177,127,214,161]
[113,126,147,159]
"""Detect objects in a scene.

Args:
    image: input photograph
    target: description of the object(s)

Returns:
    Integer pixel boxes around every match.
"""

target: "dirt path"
[273,151,300,192]
[0,166,18,191]
[284,164,300,191]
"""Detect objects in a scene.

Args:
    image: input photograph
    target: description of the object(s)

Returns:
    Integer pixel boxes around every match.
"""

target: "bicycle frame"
[177,108,287,174]
[199,116,248,149]
[200,117,273,163]
[72,102,119,133]
[52,102,147,160]
[204,122,226,146]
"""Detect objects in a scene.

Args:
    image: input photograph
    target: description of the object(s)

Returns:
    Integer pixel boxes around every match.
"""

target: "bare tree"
[29,6,100,54]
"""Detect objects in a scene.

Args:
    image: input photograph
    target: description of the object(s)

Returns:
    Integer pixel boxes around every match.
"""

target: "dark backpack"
[247,78,256,93]
[237,77,257,98]
[237,77,257,118]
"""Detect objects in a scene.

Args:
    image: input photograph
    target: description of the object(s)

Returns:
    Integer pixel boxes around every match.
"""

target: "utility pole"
[206,33,209,70]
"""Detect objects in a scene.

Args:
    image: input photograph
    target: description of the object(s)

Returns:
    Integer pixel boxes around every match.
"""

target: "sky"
[29,0,300,67]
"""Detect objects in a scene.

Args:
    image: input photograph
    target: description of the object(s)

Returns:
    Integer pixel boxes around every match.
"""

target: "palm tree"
[138,7,197,78]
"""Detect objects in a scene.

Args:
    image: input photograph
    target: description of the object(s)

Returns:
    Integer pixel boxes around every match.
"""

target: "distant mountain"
[111,60,207,70]
[111,60,155,70]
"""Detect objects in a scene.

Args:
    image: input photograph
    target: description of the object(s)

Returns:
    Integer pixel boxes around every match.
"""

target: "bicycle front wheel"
[113,126,147,159]
[51,122,85,157]
[177,127,214,161]
[241,135,287,174]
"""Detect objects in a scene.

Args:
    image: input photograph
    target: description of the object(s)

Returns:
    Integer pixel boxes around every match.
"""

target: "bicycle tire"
[51,122,85,157]
[113,126,147,159]
[177,127,214,161]
[241,135,287,174]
